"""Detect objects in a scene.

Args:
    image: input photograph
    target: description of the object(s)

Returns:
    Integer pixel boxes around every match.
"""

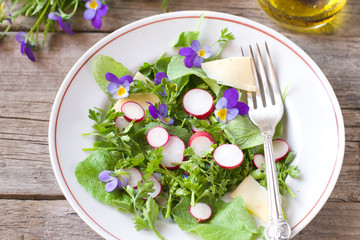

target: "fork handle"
[262,133,291,240]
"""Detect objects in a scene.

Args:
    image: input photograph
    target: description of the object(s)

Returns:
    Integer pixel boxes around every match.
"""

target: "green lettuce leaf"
[172,197,259,240]
[92,55,131,98]
[75,149,132,210]
[224,115,283,149]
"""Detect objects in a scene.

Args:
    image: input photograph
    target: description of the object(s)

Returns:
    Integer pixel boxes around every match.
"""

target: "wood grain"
[0,199,359,240]
[0,0,359,239]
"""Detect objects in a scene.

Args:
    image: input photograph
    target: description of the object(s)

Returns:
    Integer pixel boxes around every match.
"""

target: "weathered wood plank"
[0,199,359,240]
[0,199,101,240]
[2,0,359,36]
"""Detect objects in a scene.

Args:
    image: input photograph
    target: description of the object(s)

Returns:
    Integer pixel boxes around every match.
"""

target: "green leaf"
[88,109,101,124]
[132,215,149,231]
[224,116,282,149]
[143,197,159,227]
[75,150,132,208]
[171,31,199,48]
[113,199,133,213]
[155,56,172,73]
[136,181,155,200]
[92,55,131,98]
[285,166,300,178]
[172,197,259,240]
[167,55,221,95]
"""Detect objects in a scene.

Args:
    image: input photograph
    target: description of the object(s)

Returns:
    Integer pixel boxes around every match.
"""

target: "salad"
[75,15,299,240]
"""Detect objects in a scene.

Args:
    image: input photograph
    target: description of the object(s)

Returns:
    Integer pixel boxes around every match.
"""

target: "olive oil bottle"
[257,0,346,29]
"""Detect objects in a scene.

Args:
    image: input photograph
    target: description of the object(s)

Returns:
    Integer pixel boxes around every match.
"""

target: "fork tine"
[240,47,255,109]
[255,44,274,107]
[264,42,282,104]
[248,45,263,108]
[240,46,245,57]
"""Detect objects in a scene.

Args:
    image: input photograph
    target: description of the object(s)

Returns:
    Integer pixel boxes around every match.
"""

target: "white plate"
[48,11,345,240]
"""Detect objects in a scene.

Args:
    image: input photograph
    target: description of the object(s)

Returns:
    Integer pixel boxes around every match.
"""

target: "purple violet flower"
[98,170,128,192]
[16,32,35,62]
[105,73,133,99]
[48,12,74,35]
[154,72,168,96]
[179,40,211,68]
[147,102,174,125]
[214,88,249,123]
[83,0,108,29]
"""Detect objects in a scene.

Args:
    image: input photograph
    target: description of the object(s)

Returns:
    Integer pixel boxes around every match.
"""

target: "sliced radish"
[213,144,244,169]
[183,89,214,119]
[162,136,185,170]
[125,167,143,189]
[189,203,212,222]
[114,117,130,132]
[189,131,215,157]
[191,119,211,133]
[148,175,162,198]
[253,153,266,171]
[120,101,145,123]
[273,138,289,161]
[147,126,170,148]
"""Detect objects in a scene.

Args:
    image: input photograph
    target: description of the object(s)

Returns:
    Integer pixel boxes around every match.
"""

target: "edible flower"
[214,88,249,123]
[98,170,128,192]
[105,73,133,99]
[83,0,108,29]
[154,72,168,96]
[48,12,74,35]
[179,40,210,68]
[16,32,35,62]
[147,102,174,125]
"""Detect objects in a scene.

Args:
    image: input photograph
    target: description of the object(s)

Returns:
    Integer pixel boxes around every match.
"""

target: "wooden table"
[0,0,359,239]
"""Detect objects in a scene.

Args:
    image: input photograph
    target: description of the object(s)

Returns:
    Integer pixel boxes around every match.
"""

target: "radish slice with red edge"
[148,175,161,198]
[162,136,185,170]
[189,131,215,157]
[183,89,214,119]
[125,167,143,189]
[189,203,212,222]
[253,153,266,171]
[121,101,145,123]
[273,138,289,161]
[191,119,211,133]
[213,144,244,169]
[147,126,170,148]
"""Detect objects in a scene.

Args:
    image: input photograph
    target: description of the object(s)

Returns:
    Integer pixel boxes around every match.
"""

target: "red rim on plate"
[49,11,344,240]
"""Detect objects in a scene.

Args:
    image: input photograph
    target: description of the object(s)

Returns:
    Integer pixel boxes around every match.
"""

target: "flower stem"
[26,1,50,42]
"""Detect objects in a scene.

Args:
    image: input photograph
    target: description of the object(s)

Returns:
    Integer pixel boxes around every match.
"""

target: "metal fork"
[245,43,291,240]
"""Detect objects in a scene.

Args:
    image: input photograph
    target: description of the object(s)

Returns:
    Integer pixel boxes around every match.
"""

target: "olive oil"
[257,0,346,29]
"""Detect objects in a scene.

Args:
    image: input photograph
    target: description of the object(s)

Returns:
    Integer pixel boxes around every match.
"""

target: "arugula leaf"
[172,197,259,240]
[92,55,131,98]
